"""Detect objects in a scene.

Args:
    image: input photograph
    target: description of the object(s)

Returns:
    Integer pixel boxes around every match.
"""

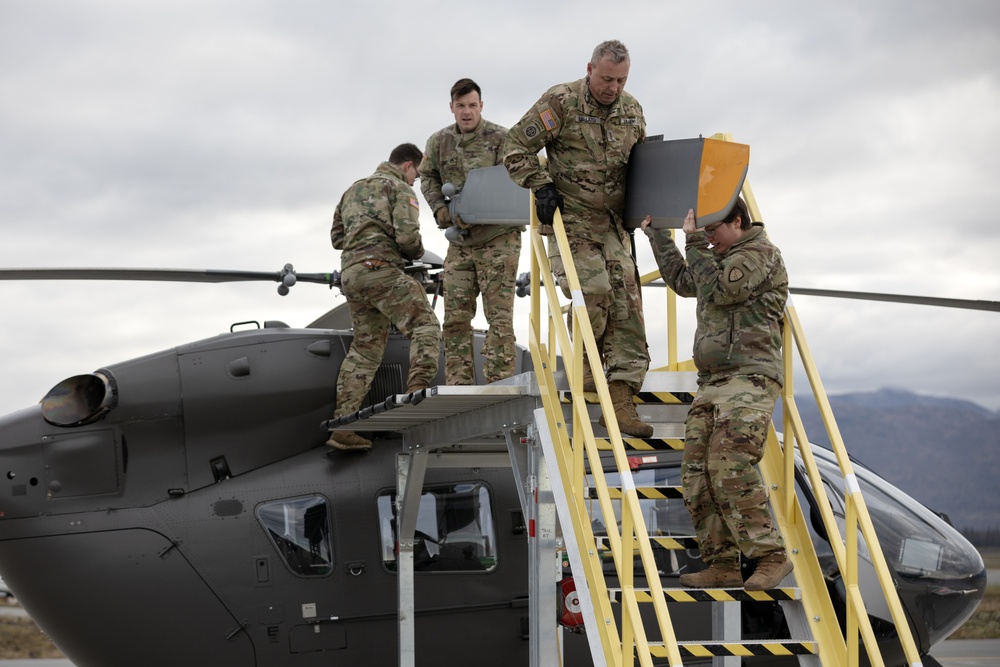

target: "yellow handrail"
[718,132,921,667]
[527,197,682,666]
[780,303,922,667]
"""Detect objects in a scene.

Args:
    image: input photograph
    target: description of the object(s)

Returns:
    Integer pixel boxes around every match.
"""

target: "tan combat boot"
[678,560,742,588]
[599,381,654,438]
[326,431,372,451]
[745,552,793,591]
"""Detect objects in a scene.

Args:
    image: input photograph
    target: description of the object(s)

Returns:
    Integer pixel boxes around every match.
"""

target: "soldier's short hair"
[388,143,423,166]
[591,39,630,66]
[450,78,482,101]
[723,197,752,230]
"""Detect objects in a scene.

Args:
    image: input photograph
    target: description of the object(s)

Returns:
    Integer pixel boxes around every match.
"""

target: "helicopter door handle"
[346,560,366,576]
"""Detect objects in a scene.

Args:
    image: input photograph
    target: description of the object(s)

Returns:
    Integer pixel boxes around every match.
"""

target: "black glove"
[534,183,563,228]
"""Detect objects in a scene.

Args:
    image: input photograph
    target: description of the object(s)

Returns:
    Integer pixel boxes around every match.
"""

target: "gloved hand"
[434,207,451,230]
[533,183,563,230]
[453,213,471,230]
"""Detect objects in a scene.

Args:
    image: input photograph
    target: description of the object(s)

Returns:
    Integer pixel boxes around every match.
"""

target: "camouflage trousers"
[442,229,521,384]
[334,262,441,417]
[682,374,784,564]
[548,227,649,390]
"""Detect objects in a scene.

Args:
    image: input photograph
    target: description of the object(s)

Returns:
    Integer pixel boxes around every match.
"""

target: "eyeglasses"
[704,221,727,235]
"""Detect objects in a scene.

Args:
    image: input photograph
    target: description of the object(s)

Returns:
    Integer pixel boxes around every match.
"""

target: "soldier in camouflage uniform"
[327,143,441,451]
[643,200,793,590]
[503,39,652,437]
[420,78,522,385]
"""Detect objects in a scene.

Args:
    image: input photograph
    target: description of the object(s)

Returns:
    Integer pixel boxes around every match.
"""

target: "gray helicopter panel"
[623,136,749,230]
[450,164,529,226]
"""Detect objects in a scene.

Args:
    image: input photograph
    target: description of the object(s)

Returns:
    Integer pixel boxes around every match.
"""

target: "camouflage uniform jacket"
[649,224,788,386]
[503,77,645,243]
[420,118,518,247]
[331,161,424,270]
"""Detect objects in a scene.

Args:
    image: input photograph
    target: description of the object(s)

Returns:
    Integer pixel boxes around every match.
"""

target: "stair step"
[649,640,819,659]
[609,587,800,603]
[592,434,686,449]
[588,486,684,500]
[595,536,699,551]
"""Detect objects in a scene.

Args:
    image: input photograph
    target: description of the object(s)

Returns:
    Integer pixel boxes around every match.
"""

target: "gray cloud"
[1,0,998,415]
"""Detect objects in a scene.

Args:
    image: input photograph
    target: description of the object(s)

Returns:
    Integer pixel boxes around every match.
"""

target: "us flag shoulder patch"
[409,197,419,208]
[539,108,558,131]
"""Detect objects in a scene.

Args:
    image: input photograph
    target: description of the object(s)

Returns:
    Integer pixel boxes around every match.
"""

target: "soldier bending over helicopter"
[327,143,442,451]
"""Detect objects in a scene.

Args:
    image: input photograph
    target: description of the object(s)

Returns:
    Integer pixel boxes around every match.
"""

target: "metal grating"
[325,385,528,433]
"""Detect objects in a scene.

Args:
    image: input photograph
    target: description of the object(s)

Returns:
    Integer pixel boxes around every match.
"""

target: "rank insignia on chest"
[728,267,745,282]
[409,197,420,208]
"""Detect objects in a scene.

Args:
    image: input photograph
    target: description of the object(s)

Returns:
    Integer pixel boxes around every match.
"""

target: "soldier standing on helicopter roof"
[642,200,793,590]
[327,143,442,451]
[503,39,651,438]
[420,78,522,385]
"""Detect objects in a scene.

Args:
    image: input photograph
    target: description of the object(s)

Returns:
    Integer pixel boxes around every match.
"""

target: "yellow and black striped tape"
[592,436,684,451]
[610,588,799,603]
[588,487,684,500]
[559,390,694,405]
[655,641,818,658]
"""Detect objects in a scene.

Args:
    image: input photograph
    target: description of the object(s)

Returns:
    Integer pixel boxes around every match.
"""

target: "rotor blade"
[787,287,1000,312]
[0,267,336,286]
[643,279,999,312]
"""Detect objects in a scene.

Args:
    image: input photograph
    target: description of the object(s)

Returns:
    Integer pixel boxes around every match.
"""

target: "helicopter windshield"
[809,447,984,581]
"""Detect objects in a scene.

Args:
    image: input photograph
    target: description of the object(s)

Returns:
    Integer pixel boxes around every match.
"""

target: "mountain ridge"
[777,388,999,532]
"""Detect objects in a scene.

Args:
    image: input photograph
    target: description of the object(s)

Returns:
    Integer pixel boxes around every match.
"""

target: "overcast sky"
[1,0,998,419]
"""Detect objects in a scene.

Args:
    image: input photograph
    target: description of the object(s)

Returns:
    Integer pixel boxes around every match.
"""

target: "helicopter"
[0,263,988,667]
[0,139,991,667]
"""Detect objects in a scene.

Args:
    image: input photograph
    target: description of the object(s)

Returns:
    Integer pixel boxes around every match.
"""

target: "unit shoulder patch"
[523,121,542,140]
[728,267,745,283]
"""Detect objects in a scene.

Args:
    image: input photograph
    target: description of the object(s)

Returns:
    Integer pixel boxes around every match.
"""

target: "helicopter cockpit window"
[256,495,333,577]
[377,483,497,573]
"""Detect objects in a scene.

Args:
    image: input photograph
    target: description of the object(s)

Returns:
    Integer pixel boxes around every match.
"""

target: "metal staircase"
[511,134,927,666]
[327,133,927,666]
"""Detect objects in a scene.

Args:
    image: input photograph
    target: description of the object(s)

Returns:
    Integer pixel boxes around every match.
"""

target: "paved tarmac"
[931,639,1000,665]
